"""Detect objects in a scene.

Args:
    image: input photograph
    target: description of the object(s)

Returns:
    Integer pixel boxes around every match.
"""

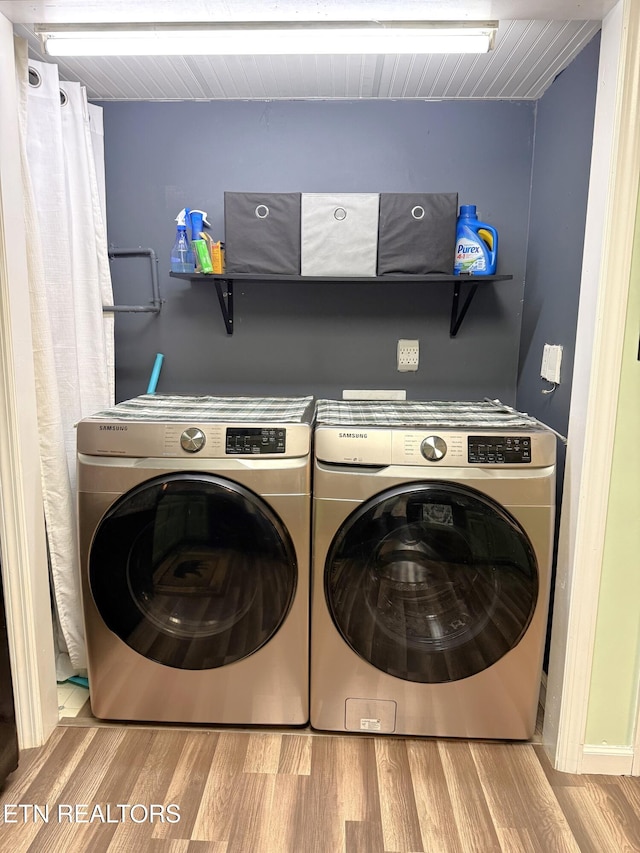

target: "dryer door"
[325,482,538,683]
[89,473,297,670]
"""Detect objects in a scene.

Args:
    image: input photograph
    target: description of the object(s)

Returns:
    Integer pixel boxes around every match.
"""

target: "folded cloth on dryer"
[315,399,542,429]
[89,394,315,423]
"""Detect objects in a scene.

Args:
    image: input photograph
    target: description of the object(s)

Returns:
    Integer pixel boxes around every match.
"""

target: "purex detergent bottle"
[453,205,498,275]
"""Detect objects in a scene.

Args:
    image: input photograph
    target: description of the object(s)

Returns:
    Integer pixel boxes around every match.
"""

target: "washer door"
[89,473,297,670]
[325,482,538,683]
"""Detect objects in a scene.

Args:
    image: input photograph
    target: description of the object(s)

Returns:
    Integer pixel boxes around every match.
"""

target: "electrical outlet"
[397,339,419,372]
[541,344,563,384]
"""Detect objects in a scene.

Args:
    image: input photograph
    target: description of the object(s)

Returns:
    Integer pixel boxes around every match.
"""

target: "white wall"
[585,178,640,748]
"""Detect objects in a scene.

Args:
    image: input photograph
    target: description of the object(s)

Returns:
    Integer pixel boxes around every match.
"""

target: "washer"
[311,399,556,740]
[77,394,314,725]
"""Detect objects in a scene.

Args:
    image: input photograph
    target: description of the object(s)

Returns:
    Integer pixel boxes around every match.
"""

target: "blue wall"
[101,99,535,403]
[99,37,599,408]
[517,32,599,523]
[517,34,600,439]
[516,33,600,662]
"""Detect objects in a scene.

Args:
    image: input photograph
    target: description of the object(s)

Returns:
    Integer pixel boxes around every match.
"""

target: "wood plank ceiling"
[12,18,601,100]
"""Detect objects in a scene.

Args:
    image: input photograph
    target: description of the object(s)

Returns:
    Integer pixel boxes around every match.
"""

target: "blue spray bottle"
[188,209,210,243]
[170,208,195,273]
[453,205,498,275]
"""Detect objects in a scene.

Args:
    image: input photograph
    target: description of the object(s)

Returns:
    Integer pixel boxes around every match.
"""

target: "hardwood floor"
[1,718,640,852]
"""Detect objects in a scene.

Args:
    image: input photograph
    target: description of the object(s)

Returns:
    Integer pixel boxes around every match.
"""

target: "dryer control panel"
[76,420,310,458]
[225,427,286,454]
[315,426,555,468]
[468,435,531,464]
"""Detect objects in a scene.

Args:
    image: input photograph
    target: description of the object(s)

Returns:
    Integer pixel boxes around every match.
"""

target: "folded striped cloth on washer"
[315,399,542,429]
[89,394,316,423]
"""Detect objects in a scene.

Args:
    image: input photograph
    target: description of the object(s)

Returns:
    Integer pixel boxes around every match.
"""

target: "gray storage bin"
[377,192,458,275]
[224,192,301,275]
[301,193,380,277]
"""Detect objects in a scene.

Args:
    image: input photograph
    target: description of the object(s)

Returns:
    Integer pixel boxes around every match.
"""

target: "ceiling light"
[36,21,498,57]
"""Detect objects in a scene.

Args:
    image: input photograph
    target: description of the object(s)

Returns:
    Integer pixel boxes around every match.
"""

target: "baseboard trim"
[581,745,635,775]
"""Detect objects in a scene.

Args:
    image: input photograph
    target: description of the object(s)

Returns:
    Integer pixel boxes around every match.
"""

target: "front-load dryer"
[77,394,314,725]
[311,399,556,740]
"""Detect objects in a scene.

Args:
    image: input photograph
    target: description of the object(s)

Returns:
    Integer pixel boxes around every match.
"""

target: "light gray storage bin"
[224,192,301,275]
[301,193,380,277]
[377,192,458,275]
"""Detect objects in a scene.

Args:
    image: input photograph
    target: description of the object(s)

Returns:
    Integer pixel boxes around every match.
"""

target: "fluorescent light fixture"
[36,21,498,57]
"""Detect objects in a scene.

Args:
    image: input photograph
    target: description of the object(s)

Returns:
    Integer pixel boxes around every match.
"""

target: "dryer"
[77,394,314,725]
[311,399,556,740]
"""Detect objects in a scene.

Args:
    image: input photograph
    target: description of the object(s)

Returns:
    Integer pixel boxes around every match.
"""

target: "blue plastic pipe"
[147,353,164,394]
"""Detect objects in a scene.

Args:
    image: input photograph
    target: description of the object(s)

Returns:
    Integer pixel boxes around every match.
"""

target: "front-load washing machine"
[311,399,556,740]
[77,394,314,725]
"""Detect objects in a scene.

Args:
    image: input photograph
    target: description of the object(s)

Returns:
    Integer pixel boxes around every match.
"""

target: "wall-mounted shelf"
[169,272,513,337]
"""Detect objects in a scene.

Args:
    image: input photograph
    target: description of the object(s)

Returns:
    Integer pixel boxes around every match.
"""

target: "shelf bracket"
[215,278,234,334]
[172,271,510,337]
[450,278,479,337]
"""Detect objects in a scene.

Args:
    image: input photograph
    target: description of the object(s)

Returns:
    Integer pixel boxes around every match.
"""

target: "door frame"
[543,0,640,774]
[0,19,58,748]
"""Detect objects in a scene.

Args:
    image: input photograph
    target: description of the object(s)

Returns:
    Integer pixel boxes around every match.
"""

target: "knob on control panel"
[180,427,206,453]
[421,435,447,461]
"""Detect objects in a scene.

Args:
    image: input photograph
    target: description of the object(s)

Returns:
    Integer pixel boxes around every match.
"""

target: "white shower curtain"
[14,38,115,677]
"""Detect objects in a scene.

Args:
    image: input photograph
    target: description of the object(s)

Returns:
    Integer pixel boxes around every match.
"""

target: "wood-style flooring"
[2,712,640,853]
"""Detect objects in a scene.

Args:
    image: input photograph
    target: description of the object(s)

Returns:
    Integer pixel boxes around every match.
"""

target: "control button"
[421,435,447,462]
[180,427,206,453]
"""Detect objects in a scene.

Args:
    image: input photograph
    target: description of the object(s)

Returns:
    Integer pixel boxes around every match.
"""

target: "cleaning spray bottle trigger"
[188,209,210,242]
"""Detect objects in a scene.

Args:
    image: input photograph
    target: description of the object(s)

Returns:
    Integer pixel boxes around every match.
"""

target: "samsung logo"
[338,432,368,439]
[99,425,128,431]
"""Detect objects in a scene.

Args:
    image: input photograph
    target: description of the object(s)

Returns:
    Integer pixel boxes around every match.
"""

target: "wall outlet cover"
[397,339,419,372]
[541,344,563,384]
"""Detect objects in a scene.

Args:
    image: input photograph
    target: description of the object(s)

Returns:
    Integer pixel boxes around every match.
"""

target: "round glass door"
[325,482,538,683]
[90,473,297,670]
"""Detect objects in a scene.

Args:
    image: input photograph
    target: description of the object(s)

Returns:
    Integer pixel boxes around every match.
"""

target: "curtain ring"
[28,66,42,88]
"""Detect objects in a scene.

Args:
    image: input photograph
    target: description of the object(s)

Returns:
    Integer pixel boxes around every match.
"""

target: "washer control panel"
[468,435,531,464]
[225,427,286,455]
